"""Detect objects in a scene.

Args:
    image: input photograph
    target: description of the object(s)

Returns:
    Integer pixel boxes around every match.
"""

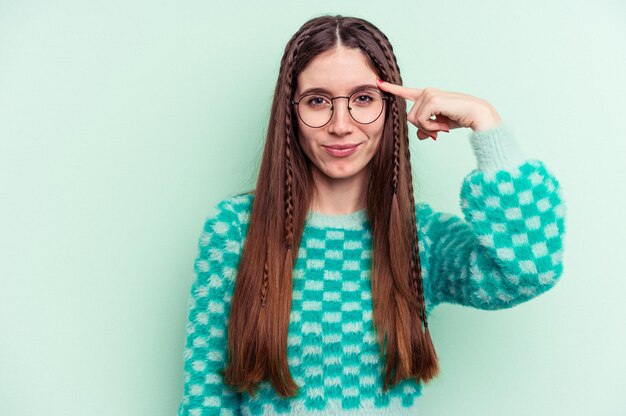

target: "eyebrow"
[299,83,379,97]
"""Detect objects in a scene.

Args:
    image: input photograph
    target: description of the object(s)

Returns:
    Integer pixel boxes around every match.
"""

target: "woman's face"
[294,45,386,190]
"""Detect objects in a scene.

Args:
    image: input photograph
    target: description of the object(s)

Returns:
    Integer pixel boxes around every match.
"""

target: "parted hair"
[223,14,439,397]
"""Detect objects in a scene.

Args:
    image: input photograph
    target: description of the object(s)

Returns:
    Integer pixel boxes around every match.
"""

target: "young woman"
[177,14,566,416]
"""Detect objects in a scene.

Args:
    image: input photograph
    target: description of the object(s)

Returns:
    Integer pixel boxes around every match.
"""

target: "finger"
[417,129,433,140]
[407,99,426,127]
[425,116,450,132]
[407,100,450,133]
[414,117,439,139]
[410,121,441,142]
[434,113,461,130]
[414,99,451,132]
[377,79,423,102]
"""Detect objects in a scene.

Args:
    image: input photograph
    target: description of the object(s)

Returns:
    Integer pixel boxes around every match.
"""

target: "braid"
[283,31,312,245]
[261,24,318,308]
[283,26,320,244]
[284,98,295,252]
[358,23,438,382]
[359,31,428,327]
[390,93,423,319]
[391,102,400,194]
[261,250,269,306]
[403,128,428,328]
[372,27,438,379]
[358,40,400,194]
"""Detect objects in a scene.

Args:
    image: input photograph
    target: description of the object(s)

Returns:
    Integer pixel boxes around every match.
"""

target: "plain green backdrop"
[1,0,625,415]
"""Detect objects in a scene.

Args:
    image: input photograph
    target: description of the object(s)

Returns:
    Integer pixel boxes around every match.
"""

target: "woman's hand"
[377,80,501,141]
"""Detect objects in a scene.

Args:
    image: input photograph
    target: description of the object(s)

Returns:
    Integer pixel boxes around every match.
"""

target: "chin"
[322,167,360,180]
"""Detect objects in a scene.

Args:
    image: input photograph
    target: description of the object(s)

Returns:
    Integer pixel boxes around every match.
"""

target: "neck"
[309,166,368,215]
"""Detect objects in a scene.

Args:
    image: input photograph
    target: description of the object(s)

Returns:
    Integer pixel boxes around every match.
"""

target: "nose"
[327,97,354,135]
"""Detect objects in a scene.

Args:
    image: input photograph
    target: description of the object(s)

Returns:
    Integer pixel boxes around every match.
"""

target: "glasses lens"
[297,94,333,127]
[349,89,385,124]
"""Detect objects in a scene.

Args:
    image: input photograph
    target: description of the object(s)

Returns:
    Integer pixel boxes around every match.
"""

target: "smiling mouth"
[322,143,361,157]
[323,144,361,150]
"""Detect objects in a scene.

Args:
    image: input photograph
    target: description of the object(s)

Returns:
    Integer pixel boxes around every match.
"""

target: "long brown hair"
[223,14,439,398]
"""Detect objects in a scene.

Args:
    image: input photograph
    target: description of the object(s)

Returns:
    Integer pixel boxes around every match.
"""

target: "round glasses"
[291,88,388,128]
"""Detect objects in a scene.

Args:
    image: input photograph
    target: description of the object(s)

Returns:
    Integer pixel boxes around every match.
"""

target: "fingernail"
[377,79,383,84]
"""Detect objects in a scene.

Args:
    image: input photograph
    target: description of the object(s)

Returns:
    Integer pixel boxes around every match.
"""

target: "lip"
[324,144,361,150]
[322,143,361,158]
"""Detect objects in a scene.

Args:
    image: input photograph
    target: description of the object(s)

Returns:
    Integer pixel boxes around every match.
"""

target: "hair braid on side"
[361,26,439,382]
[391,104,400,195]
[358,40,400,194]
[283,32,312,246]
[260,250,269,306]
[282,26,320,246]
[359,34,405,388]
[402,125,439,381]
[402,126,426,324]
[257,26,322,398]
[361,32,425,318]
[259,29,311,309]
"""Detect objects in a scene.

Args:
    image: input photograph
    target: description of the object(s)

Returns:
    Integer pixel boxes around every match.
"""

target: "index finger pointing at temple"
[376,80,423,102]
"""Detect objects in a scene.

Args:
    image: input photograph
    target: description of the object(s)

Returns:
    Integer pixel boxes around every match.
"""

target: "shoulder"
[197,192,255,251]
[204,192,254,228]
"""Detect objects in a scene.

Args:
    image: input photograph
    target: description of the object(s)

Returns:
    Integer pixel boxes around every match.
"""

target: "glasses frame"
[291,89,389,128]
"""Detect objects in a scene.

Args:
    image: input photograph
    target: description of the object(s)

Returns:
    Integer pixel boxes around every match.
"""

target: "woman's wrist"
[471,101,502,132]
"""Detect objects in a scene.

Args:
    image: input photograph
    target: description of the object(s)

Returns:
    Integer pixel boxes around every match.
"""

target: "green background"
[1,1,625,414]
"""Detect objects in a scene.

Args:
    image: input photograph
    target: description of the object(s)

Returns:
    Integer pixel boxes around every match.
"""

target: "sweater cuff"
[469,123,525,173]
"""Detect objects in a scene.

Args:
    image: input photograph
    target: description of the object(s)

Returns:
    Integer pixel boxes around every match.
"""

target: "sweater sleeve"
[424,126,567,310]
[177,198,243,416]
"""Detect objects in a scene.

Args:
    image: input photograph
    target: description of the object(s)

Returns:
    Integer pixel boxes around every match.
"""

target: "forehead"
[296,46,378,94]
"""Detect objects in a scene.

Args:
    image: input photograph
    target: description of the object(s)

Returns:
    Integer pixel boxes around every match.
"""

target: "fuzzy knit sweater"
[177,125,567,416]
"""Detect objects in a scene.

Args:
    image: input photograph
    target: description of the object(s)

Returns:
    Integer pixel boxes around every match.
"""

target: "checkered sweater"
[177,126,567,416]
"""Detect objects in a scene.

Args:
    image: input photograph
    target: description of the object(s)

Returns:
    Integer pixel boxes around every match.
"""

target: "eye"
[305,95,330,107]
[352,91,378,105]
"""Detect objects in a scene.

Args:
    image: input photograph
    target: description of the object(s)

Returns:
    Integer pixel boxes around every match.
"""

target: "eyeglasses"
[291,88,388,128]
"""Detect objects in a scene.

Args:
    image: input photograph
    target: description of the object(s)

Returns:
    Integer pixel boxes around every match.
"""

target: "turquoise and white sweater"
[177,126,567,415]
